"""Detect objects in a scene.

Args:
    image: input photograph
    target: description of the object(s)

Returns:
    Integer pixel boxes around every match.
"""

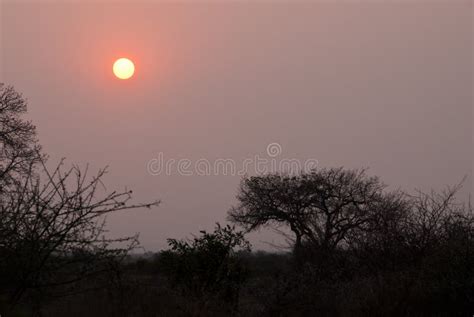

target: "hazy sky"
[1,1,472,250]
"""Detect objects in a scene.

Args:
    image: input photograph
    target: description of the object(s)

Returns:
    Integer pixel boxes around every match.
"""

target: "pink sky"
[1,1,472,250]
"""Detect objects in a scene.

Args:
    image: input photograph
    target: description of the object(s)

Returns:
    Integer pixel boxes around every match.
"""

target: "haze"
[1,1,472,250]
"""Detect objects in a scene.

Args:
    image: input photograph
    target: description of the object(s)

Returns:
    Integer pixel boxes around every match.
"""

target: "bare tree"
[404,181,473,257]
[0,84,42,192]
[0,84,161,315]
[348,180,474,271]
[0,157,159,311]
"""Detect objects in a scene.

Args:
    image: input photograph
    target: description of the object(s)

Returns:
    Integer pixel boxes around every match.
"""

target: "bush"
[158,224,251,315]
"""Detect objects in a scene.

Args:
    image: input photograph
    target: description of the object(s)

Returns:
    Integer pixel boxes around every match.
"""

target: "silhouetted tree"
[0,84,42,192]
[346,189,412,271]
[0,85,160,314]
[0,157,159,312]
[229,168,389,261]
[402,184,474,314]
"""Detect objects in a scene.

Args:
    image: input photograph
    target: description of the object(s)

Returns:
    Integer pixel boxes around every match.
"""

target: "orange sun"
[113,58,135,80]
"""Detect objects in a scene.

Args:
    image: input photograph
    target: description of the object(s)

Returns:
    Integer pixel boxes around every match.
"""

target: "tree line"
[0,84,472,316]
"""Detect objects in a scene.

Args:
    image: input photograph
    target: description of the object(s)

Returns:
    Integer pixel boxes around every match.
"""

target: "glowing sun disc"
[113,58,135,79]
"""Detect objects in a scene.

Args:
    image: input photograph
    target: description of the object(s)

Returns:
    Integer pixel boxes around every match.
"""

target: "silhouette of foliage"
[0,84,43,192]
[1,84,473,316]
[0,85,159,315]
[159,223,250,315]
[229,168,396,262]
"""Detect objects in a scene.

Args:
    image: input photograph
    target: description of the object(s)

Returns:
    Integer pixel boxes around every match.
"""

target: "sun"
[113,58,135,80]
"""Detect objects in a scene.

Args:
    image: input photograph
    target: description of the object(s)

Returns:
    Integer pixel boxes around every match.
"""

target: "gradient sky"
[1,1,472,250]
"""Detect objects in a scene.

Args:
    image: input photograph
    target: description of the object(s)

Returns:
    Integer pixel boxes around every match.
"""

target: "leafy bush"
[158,224,250,315]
